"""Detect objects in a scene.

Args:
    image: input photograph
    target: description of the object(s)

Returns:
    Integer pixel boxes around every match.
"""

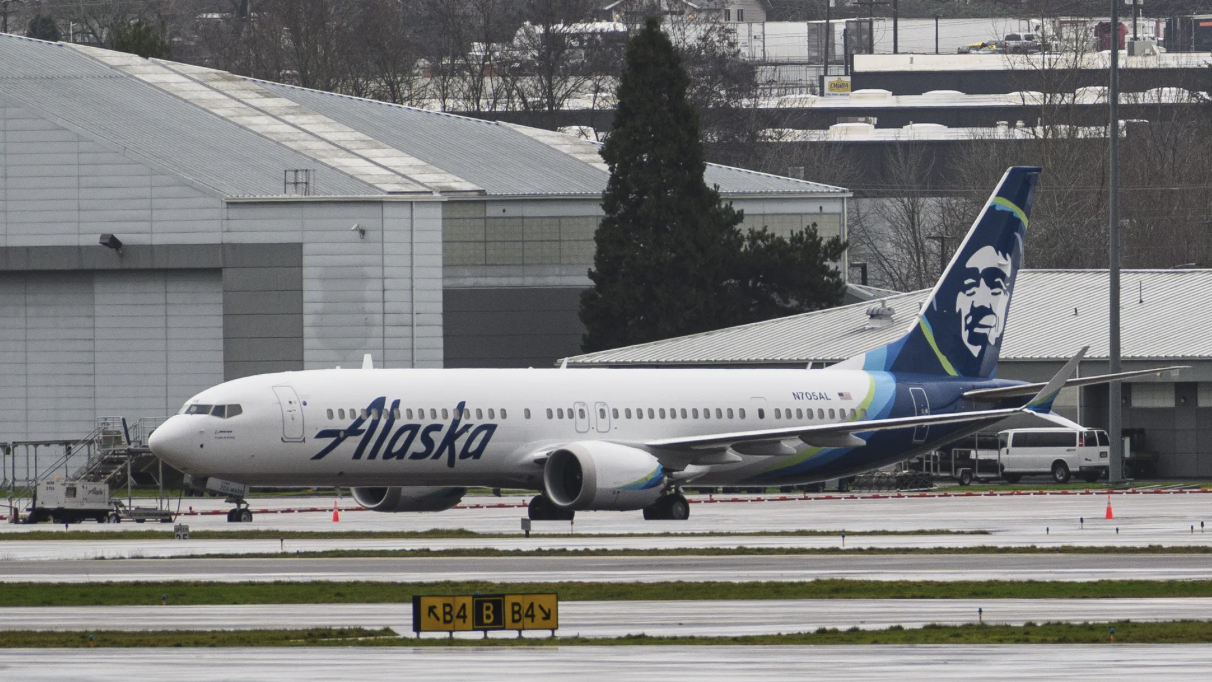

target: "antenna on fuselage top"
[559,358,568,369]
[362,354,373,370]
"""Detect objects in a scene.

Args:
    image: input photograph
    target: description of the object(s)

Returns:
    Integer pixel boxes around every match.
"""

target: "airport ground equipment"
[25,481,113,524]
[4,417,174,524]
[412,593,558,638]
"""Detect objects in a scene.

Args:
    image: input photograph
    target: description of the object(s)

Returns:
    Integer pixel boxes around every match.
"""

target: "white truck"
[998,428,1110,484]
[28,481,115,524]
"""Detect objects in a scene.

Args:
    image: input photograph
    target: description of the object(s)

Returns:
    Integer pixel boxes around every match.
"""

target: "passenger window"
[727,408,734,419]
[806,409,813,420]
[828,408,836,419]
[392,408,400,420]
[757,408,765,419]
[374,408,383,420]
[547,408,554,419]
[676,408,683,419]
[338,409,345,420]
[626,408,632,419]
[796,408,803,419]
[557,408,564,419]
[600,408,606,419]
[577,408,585,419]
[442,409,449,419]
[612,408,619,419]
[818,409,825,419]
[703,409,710,419]
[715,408,722,419]
[636,408,643,420]
[692,408,699,419]
[360,409,368,419]
[488,408,495,419]
[774,408,781,419]
[430,408,437,420]
[327,409,334,420]
[667,408,675,420]
[860,409,867,419]
[659,408,666,419]
[648,408,655,419]
[476,409,483,420]
[850,408,857,419]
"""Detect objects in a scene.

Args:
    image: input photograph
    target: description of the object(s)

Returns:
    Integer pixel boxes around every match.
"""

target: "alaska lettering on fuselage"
[312,398,497,467]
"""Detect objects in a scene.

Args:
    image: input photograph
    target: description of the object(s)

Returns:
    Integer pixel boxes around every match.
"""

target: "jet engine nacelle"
[543,441,666,511]
[351,486,466,512]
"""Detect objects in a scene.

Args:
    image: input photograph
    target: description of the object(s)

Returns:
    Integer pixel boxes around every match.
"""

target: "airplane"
[148,166,1183,522]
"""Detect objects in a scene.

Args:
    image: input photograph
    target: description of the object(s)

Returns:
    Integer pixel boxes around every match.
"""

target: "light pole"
[1108,0,1123,482]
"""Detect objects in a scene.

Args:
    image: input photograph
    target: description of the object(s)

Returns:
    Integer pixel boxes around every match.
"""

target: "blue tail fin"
[840,166,1041,379]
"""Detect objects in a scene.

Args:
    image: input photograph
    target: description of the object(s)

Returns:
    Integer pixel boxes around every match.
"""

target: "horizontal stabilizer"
[964,365,1189,402]
[1024,346,1086,412]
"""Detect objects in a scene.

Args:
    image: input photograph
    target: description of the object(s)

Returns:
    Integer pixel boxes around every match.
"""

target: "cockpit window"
[186,404,241,418]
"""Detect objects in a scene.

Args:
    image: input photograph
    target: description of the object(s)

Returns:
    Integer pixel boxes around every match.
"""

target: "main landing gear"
[527,494,574,521]
[643,493,690,521]
[226,497,253,523]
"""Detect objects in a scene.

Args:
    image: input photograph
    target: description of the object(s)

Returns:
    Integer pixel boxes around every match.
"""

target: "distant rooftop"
[0,33,847,200]
[854,52,1212,73]
[564,270,1212,367]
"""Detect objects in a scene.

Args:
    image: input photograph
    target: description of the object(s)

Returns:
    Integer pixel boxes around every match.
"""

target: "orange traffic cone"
[332,500,340,522]
[1105,493,1114,520]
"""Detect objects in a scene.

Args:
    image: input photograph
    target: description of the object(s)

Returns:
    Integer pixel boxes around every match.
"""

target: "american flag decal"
[838,392,852,400]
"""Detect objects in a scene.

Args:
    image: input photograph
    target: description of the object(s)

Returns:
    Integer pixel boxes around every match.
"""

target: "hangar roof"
[0,34,846,200]
[564,270,1212,367]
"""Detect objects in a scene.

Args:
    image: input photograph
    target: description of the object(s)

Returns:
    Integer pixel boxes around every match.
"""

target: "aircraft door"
[574,402,590,433]
[272,385,306,442]
[909,387,929,444]
[594,402,611,433]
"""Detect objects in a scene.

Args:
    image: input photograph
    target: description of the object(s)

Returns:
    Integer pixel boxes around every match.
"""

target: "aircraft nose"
[148,416,193,469]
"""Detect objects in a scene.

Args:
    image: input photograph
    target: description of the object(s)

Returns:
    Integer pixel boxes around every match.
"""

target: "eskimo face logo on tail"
[311,399,497,468]
[956,244,1012,357]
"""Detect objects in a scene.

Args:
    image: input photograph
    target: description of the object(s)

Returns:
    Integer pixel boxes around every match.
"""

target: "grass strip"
[5,621,1212,647]
[195,544,1212,560]
[5,579,1212,607]
[0,528,987,542]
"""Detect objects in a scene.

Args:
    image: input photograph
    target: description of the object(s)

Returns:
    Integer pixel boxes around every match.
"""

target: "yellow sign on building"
[412,593,558,634]
[825,76,852,95]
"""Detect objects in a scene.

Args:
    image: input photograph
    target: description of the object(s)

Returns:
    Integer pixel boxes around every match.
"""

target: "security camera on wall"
[99,234,123,252]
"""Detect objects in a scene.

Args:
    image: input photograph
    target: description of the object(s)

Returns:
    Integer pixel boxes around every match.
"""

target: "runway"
[2,598,1209,637]
[3,493,1212,560]
[1,553,1208,583]
[1,645,1209,681]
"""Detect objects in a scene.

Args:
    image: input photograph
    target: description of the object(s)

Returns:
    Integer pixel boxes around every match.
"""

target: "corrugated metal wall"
[0,270,223,442]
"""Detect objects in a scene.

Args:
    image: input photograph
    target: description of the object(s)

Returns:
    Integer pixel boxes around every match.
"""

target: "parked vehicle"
[998,428,1109,484]
[1004,33,1044,53]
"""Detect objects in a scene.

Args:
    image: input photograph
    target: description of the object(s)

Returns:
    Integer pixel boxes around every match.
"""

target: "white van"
[998,428,1110,484]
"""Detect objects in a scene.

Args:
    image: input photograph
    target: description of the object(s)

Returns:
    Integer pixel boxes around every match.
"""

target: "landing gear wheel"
[226,509,236,523]
[1051,461,1072,484]
[527,495,573,521]
[642,494,690,521]
[237,508,253,523]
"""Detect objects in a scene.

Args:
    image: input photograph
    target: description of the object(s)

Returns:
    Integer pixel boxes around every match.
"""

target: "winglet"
[1024,346,1087,412]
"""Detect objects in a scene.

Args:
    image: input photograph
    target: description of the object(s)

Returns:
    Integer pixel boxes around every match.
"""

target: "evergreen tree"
[580,17,743,352]
[112,21,172,60]
[27,15,61,42]
[580,17,847,353]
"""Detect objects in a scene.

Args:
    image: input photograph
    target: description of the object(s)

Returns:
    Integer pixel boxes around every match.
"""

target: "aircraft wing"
[645,406,1025,452]
[649,347,1089,454]
[962,366,1187,402]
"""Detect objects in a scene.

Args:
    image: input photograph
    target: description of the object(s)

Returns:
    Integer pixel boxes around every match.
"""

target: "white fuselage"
[149,367,883,489]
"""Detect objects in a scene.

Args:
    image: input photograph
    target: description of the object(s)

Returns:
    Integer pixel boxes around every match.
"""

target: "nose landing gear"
[225,497,253,523]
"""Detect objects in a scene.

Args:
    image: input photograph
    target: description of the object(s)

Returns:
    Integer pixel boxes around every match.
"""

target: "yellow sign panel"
[826,77,852,95]
[413,595,473,632]
[505,593,559,630]
[413,594,558,633]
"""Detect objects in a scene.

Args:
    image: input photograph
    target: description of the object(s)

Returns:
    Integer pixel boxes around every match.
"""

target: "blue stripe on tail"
[840,166,1040,379]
